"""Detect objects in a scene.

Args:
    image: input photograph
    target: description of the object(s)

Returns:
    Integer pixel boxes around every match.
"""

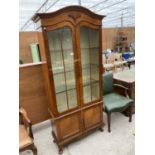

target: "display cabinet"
[32,6,105,154]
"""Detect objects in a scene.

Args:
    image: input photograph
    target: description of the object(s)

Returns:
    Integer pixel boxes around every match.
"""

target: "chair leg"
[20,144,37,155]
[129,105,132,122]
[107,113,111,132]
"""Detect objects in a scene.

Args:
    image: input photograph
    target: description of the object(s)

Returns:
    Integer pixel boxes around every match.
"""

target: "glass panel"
[62,28,74,71]
[79,27,89,48]
[67,89,77,109]
[90,48,99,65]
[47,27,78,113]
[66,71,76,90]
[91,82,100,101]
[56,92,68,112]
[83,85,91,103]
[62,28,73,49]
[80,26,100,104]
[63,50,74,71]
[82,68,90,85]
[81,49,90,66]
[91,67,99,81]
[89,28,99,48]
[47,30,63,72]
[53,73,66,93]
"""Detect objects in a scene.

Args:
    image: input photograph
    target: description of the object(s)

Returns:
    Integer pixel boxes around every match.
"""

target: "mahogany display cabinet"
[32,6,105,154]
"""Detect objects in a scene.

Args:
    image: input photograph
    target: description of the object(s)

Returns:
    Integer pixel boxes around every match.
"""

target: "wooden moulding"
[32,5,105,22]
[32,5,105,30]
[19,61,46,68]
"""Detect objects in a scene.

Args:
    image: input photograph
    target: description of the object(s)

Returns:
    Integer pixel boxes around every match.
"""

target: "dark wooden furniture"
[113,69,135,114]
[32,6,105,154]
[19,107,37,155]
[102,73,133,132]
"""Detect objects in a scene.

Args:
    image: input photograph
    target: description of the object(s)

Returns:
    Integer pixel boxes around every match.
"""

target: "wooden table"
[113,69,135,115]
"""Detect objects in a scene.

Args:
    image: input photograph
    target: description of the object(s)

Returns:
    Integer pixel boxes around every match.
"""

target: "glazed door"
[78,25,103,130]
[79,26,101,105]
[47,26,78,113]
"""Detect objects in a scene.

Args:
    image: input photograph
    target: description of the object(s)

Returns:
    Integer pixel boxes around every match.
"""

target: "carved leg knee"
[58,145,63,154]
[99,127,104,132]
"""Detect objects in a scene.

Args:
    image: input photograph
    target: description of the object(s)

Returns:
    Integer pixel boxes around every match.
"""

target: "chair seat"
[103,93,133,112]
[19,125,33,149]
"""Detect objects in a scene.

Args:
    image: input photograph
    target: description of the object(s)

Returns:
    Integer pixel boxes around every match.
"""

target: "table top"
[113,68,135,83]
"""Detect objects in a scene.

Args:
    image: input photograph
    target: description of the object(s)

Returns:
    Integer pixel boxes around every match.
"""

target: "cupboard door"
[57,112,81,140]
[80,26,100,104]
[83,104,102,129]
[47,27,78,113]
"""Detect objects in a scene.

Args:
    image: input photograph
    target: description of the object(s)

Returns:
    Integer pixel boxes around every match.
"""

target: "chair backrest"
[19,107,33,138]
[19,108,30,127]
[103,73,113,95]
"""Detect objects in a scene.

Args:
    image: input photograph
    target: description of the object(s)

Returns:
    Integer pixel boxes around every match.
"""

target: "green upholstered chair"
[103,73,133,132]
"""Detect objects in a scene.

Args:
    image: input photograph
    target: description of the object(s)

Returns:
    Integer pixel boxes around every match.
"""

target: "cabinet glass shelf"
[55,85,76,94]
[83,79,99,86]
[54,78,99,94]
[50,49,73,52]
[50,64,99,75]
[80,47,99,50]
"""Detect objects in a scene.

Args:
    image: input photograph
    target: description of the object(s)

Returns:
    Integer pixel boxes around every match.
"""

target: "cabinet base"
[52,122,104,154]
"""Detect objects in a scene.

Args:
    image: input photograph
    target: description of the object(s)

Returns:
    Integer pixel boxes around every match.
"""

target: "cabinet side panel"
[19,64,50,124]
[37,31,57,116]
[37,32,47,61]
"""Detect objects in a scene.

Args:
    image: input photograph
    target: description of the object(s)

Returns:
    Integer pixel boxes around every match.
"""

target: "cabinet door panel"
[83,105,102,129]
[47,27,78,113]
[80,26,100,105]
[48,30,63,70]
[57,113,81,140]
